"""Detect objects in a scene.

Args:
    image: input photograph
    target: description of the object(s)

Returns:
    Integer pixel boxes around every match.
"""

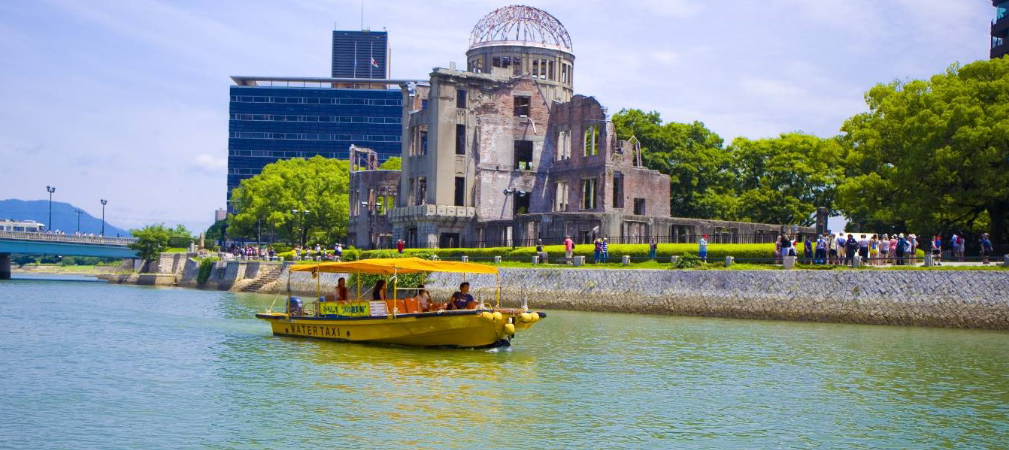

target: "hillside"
[0,199,130,236]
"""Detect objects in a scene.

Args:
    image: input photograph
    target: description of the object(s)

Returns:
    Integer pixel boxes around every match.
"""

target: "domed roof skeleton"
[469,5,573,52]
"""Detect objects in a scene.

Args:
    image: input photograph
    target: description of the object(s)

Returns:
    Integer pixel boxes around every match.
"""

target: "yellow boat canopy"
[289,257,499,275]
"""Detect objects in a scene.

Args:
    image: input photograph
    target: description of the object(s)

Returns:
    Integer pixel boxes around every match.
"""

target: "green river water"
[1,274,1008,449]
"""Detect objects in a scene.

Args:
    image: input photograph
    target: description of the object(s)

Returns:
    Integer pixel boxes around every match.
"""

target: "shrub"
[168,236,194,248]
[674,254,702,269]
[271,244,292,253]
[197,258,216,285]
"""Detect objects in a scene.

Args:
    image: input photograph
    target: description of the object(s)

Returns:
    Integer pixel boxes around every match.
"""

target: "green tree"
[837,58,1009,250]
[612,109,734,218]
[728,133,845,226]
[378,157,401,170]
[230,156,350,246]
[129,224,172,263]
[12,254,36,267]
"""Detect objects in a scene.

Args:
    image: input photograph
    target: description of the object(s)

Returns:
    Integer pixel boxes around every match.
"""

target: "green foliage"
[727,133,844,226]
[612,109,733,218]
[230,156,350,246]
[674,254,702,269]
[378,157,401,171]
[196,258,216,285]
[837,58,1009,251]
[12,254,36,267]
[205,219,226,243]
[271,244,291,253]
[129,224,173,263]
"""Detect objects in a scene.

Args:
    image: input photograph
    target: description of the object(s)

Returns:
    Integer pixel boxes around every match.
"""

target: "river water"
[2,275,1008,448]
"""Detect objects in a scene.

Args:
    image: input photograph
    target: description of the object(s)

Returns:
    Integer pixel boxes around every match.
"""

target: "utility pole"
[74,209,83,233]
[100,199,108,236]
[46,186,56,231]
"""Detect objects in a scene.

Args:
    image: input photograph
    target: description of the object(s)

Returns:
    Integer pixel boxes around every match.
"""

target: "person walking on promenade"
[980,233,993,265]
[891,235,900,264]
[593,238,602,264]
[845,234,858,266]
[869,234,879,265]
[780,235,793,262]
[827,232,838,265]
[858,234,869,263]
[909,234,918,265]
[815,233,827,265]
[775,236,782,264]
[931,235,942,266]
[698,234,708,262]
[396,239,405,254]
[837,233,848,264]
[804,237,813,264]
[957,234,966,261]
[895,234,906,265]
[335,243,343,262]
[564,235,574,264]
[536,239,548,263]
[649,238,658,260]
[880,234,890,265]
[601,237,610,263]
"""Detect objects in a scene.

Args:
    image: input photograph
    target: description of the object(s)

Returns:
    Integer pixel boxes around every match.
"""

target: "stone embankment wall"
[130,256,1009,330]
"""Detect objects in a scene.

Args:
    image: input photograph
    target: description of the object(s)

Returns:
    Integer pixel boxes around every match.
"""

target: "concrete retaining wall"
[168,258,1009,330]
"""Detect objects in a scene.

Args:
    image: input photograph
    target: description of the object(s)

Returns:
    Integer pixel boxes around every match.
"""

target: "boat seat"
[324,294,336,302]
[403,298,421,314]
[385,299,407,315]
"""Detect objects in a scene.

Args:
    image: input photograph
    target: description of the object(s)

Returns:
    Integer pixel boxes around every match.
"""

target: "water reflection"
[2,282,1008,448]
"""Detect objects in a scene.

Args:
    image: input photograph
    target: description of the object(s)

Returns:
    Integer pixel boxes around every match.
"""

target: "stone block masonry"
[166,258,1009,331]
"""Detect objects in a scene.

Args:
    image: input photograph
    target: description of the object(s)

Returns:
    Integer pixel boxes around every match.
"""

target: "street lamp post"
[74,209,83,233]
[100,199,108,236]
[46,186,56,232]
[292,209,311,247]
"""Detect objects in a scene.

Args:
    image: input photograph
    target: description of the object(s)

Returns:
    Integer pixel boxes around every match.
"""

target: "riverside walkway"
[0,231,138,279]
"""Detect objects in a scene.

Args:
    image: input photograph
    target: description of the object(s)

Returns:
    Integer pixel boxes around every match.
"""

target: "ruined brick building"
[349,5,806,249]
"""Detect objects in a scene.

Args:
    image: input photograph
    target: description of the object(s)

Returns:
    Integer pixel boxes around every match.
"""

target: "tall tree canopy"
[229,156,350,246]
[837,58,1009,250]
[728,133,845,226]
[612,109,733,218]
[129,224,172,263]
[378,157,401,170]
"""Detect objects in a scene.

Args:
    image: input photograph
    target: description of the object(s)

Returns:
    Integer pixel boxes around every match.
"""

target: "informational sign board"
[319,301,371,317]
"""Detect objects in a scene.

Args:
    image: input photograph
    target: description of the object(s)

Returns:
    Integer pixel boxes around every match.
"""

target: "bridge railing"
[0,231,137,247]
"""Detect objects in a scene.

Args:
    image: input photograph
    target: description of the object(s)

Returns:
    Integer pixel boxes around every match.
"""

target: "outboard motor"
[288,297,304,316]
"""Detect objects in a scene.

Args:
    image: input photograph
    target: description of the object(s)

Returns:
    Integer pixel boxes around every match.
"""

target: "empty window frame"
[514,140,533,170]
[581,178,596,210]
[583,125,599,156]
[454,177,465,206]
[421,130,428,155]
[554,181,569,212]
[514,96,531,117]
[456,89,467,108]
[633,198,646,215]
[613,172,624,208]
[455,124,466,155]
[556,130,571,160]
[415,177,427,205]
[548,60,555,80]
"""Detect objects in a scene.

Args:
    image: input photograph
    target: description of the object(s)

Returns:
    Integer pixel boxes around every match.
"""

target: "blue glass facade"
[332,30,388,79]
[227,86,403,201]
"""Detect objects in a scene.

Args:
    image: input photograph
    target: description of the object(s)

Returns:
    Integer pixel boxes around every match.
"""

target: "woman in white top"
[415,284,432,312]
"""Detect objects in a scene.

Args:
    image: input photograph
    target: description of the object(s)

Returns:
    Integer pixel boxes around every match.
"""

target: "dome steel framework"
[469,5,572,52]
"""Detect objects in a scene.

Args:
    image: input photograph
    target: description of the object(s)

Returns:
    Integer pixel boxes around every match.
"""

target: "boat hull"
[256,309,541,348]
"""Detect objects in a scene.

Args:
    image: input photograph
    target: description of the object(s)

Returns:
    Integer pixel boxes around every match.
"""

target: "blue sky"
[0,0,994,232]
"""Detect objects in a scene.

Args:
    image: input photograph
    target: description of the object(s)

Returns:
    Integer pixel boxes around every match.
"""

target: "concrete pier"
[0,253,10,280]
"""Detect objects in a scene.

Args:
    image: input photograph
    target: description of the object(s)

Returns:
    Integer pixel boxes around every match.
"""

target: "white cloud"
[190,154,228,175]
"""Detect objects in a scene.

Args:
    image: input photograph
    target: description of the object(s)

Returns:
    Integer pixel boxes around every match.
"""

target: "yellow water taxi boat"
[255,258,545,348]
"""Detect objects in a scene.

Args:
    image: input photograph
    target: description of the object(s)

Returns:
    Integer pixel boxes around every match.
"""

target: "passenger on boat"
[336,277,349,301]
[372,280,387,300]
[446,282,476,310]
[415,284,432,311]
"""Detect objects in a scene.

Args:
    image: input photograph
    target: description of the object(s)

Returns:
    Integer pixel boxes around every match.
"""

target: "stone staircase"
[240,264,284,293]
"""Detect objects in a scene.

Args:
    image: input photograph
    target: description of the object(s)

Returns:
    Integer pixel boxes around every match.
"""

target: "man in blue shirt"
[447,282,475,310]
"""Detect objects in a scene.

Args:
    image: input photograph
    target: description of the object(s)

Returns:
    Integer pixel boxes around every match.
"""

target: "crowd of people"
[795,231,997,266]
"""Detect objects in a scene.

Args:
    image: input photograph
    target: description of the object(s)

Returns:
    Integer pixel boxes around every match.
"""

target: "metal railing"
[379,233,795,250]
[0,230,137,246]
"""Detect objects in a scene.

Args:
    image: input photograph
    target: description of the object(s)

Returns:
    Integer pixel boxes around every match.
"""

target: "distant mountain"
[0,199,130,237]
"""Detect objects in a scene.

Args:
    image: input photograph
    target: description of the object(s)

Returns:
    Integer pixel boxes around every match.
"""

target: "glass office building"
[227,78,403,202]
